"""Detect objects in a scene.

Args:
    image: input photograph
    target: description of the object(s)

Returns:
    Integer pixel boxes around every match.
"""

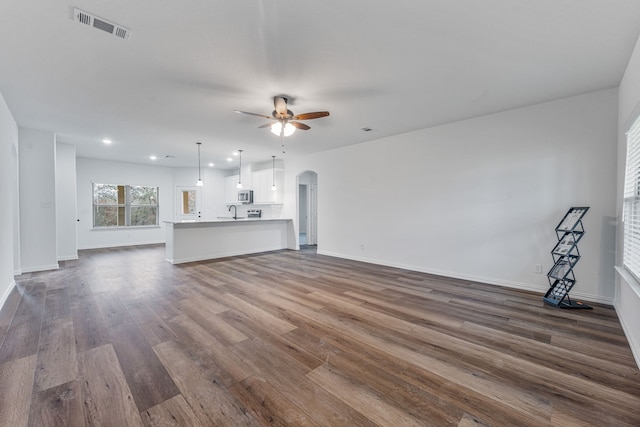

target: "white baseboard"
[77,240,165,250]
[19,263,59,274]
[0,280,16,313]
[57,255,78,261]
[167,246,286,264]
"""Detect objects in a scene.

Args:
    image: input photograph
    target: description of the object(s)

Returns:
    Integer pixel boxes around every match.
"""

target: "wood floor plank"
[78,344,144,427]
[307,343,464,426]
[307,364,438,427]
[216,293,297,335]
[0,283,46,364]
[153,340,260,426]
[0,355,37,427]
[71,294,111,353]
[0,285,21,328]
[141,394,204,427]
[229,335,377,426]
[42,287,71,322]
[28,380,85,427]
[178,300,248,346]
[166,314,254,386]
[123,298,177,347]
[229,376,319,427]
[109,321,180,412]
[34,316,79,391]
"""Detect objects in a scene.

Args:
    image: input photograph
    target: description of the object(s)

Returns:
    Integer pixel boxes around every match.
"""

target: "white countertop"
[164,218,292,225]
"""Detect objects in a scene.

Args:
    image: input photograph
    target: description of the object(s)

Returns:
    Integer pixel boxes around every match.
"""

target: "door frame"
[297,171,318,246]
[175,186,203,221]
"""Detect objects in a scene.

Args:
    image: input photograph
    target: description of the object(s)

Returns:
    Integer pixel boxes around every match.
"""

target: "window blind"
[623,115,640,281]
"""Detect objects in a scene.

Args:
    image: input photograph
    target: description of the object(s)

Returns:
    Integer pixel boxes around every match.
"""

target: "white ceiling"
[1,1,640,169]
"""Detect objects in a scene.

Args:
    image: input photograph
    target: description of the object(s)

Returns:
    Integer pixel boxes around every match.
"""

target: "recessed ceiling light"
[208,162,214,167]
[232,151,239,156]
[102,139,112,144]
[226,158,232,162]
[149,155,157,160]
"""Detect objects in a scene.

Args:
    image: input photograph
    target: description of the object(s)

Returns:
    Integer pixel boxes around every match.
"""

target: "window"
[93,183,158,228]
[623,116,640,281]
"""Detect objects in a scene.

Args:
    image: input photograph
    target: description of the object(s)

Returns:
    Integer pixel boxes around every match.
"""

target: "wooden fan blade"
[291,111,330,120]
[274,97,288,116]
[234,110,272,119]
[290,121,311,130]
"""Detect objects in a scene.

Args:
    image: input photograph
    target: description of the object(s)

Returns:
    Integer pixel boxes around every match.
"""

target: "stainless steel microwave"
[238,190,253,204]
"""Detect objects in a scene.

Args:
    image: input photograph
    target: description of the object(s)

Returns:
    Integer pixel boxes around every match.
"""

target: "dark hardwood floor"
[0,245,639,426]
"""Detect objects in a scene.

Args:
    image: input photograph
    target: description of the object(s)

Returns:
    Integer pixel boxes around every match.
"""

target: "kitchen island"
[164,218,295,264]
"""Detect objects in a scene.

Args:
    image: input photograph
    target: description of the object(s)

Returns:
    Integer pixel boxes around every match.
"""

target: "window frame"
[622,115,640,283]
[92,183,159,229]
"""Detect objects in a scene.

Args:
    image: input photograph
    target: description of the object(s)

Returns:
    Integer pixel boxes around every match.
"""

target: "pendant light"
[271,155,277,191]
[236,149,243,189]
[196,142,203,187]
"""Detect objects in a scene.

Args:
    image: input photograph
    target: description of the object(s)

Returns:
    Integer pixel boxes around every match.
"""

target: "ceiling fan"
[234,96,330,138]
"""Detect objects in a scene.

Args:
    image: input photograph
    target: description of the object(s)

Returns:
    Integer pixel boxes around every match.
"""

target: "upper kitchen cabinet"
[224,174,239,204]
[252,168,284,204]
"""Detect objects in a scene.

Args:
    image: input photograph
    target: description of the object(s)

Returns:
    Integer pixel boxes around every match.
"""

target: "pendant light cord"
[197,143,202,180]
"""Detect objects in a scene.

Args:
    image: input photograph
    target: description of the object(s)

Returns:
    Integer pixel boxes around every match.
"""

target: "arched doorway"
[297,171,317,247]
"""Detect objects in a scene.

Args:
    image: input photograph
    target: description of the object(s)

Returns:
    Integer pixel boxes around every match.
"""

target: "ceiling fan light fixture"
[270,122,296,137]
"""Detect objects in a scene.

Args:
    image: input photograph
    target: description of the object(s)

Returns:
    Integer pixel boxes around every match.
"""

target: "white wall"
[0,91,19,308]
[285,89,617,304]
[76,158,173,249]
[19,128,58,273]
[56,142,77,261]
[616,33,640,368]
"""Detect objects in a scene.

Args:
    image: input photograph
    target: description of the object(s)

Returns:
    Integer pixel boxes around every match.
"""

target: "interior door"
[175,186,202,221]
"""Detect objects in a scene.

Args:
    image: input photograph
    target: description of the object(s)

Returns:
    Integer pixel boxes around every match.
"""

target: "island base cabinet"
[165,219,293,264]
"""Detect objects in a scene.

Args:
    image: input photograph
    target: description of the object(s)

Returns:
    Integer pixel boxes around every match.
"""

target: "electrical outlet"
[535,264,543,274]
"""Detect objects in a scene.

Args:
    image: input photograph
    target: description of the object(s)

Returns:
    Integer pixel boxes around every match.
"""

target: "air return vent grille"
[73,8,131,40]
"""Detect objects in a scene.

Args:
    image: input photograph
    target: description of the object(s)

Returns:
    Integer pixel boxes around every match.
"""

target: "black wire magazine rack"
[544,207,592,309]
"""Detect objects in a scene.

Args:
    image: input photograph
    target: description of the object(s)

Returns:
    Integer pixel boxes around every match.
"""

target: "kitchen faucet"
[228,205,237,219]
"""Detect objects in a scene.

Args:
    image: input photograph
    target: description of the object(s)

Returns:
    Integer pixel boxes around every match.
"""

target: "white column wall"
[616,33,640,368]
[0,91,19,309]
[285,89,617,304]
[56,142,78,261]
[19,128,58,273]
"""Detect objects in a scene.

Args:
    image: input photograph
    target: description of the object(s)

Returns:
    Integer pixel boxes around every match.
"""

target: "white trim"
[0,280,17,313]
[77,240,165,250]
[615,266,640,369]
[317,250,614,305]
[19,263,60,274]
[615,265,640,298]
[166,247,287,265]
[91,225,161,231]
[57,255,79,262]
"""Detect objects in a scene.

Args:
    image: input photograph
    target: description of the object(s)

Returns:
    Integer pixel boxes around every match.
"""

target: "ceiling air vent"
[73,8,131,40]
